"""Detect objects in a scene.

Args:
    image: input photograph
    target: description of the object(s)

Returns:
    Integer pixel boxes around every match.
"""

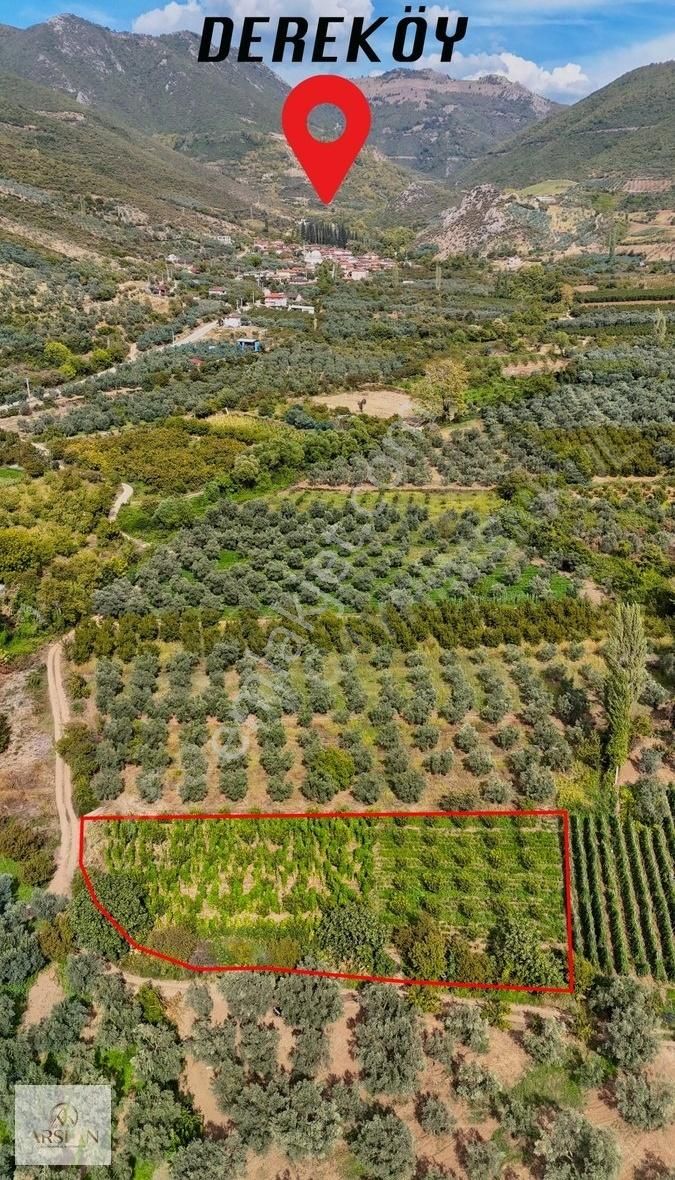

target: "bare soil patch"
[584,1042,675,1179]
[22,965,65,1028]
[502,358,568,377]
[182,1055,230,1130]
[312,389,415,419]
[622,179,671,194]
[0,660,55,826]
[579,578,607,606]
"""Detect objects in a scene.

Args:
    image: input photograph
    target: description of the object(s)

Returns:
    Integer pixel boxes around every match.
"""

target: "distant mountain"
[0,69,452,253]
[0,14,287,142]
[357,69,558,180]
[0,17,458,231]
[0,17,559,187]
[458,61,675,187]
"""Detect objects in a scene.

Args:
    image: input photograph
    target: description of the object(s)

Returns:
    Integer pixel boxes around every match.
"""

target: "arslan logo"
[15,1083,111,1166]
[33,1102,100,1149]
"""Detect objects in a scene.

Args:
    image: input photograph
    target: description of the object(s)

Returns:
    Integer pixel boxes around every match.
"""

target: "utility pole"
[435,262,442,292]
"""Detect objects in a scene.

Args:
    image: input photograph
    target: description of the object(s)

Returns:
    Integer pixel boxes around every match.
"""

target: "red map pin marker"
[281,75,371,205]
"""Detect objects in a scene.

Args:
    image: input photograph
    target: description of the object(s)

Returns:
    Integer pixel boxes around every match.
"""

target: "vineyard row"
[571,808,675,982]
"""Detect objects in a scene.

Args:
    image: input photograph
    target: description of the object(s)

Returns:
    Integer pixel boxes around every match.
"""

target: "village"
[148,236,397,312]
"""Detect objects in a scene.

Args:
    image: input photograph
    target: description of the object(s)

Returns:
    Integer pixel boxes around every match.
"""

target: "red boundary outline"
[79,808,576,994]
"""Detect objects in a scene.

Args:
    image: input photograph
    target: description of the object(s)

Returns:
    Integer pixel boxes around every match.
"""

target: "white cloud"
[418,48,589,100]
[132,0,205,35]
[467,0,638,9]
[464,51,589,97]
[132,0,372,37]
[582,30,675,89]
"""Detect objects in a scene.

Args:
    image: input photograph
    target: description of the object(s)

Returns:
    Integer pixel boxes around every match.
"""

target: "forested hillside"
[0,73,255,222]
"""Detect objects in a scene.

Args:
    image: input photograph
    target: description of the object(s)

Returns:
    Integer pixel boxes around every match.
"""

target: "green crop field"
[86,813,568,987]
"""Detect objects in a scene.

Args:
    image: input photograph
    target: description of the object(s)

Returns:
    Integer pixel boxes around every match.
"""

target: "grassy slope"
[0,73,252,222]
[459,62,675,187]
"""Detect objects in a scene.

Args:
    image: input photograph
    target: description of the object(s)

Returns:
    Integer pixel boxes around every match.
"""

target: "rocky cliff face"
[357,69,559,179]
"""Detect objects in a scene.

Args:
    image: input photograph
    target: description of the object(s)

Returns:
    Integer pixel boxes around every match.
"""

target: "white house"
[302,249,323,268]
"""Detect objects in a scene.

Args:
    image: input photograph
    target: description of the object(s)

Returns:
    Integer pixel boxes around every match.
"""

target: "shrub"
[464,1138,505,1180]
[522,1015,566,1064]
[534,1109,619,1180]
[494,724,519,749]
[417,1092,454,1135]
[464,747,494,777]
[632,776,669,825]
[481,776,509,804]
[350,1109,414,1180]
[455,725,478,753]
[614,1072,673,1130]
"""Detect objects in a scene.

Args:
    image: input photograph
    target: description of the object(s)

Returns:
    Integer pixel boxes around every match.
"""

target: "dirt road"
[171,320,219,347]
[109,481,133,522]
[46,640,78,897]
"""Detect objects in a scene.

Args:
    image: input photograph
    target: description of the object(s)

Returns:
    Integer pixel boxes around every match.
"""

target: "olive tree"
[533,1109,619,1180]
[350,1108,415,1180]
[614,1072,673,1131]
[272,1079,342,1159]
[219,972,276,1021]
[355,984,423,1096]
[169,1135,246,1180]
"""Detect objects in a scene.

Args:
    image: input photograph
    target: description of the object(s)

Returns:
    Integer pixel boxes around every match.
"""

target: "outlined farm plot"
[80,809,575,993]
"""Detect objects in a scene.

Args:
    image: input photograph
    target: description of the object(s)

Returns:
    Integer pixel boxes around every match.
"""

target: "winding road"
[46,639,78,897]
[109,481,134,522]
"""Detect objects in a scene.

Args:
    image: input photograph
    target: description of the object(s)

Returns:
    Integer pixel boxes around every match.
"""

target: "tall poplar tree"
[604,604,647,790]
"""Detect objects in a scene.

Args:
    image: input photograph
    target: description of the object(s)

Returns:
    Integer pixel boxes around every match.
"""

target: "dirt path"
[116,970,567,1027]
[120,972,194,996]
[578,298,675,306]
[12,321,222,420]
[22,965,65,1028]
[46,640,78,898]
[172,320,219,347]
[291,481,497,493]
[107,482,152,549]
[591,473,670,485]
[109,482,134,522]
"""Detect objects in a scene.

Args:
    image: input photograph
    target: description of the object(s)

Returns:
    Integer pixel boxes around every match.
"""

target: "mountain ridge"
[354,67,559,180]
[0,16,557,184]
[457,60,675,187]
[0,13,288,138]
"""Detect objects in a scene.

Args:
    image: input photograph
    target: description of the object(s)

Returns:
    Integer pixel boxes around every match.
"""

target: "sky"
[3,0,675,102]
